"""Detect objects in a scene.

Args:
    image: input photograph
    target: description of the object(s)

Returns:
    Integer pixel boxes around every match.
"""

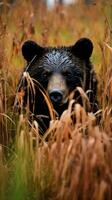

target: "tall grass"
[0,0,112,199]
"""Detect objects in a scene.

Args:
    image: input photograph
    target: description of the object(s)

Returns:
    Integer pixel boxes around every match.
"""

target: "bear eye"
[42,70,52,78]
[62,70,71,76]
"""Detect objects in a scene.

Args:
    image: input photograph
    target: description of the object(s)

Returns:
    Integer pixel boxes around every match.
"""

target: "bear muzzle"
[47,73,68,106]
[49,89,63,105]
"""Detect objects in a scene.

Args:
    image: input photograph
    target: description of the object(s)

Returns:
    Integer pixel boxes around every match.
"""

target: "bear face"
[15,38,98,133]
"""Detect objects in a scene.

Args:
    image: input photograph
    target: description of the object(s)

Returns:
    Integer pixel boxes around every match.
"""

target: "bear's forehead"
[45,49,69,60]
[40,49,74,69]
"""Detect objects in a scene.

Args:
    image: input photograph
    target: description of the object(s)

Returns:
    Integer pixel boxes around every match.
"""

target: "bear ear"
[71,38,93,59]
[22,40,44,62]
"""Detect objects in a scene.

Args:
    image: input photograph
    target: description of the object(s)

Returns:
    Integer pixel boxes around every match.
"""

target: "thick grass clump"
[0,0,112,199]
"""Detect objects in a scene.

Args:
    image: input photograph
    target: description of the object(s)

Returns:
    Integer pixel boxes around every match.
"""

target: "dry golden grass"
[0,0,112,199]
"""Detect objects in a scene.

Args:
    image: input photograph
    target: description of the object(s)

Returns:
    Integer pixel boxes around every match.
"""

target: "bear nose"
[49,90,63,105]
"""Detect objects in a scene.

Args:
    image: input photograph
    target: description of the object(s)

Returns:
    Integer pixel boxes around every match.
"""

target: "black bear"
[15,38,98,134]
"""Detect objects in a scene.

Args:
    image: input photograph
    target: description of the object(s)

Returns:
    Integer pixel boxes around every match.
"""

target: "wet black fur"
[16,38,98,134]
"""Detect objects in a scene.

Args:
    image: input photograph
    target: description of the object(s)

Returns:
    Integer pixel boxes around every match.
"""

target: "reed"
[0,0,112,199]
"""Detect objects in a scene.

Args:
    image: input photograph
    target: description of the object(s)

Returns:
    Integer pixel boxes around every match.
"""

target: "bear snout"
[47,73,69,106]
[49,89,63,105]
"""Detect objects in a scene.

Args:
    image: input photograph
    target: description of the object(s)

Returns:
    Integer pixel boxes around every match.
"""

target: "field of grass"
[0,0,112,199]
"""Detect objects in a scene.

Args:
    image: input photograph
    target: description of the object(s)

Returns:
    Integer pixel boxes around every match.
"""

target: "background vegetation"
[0,0,112,199]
